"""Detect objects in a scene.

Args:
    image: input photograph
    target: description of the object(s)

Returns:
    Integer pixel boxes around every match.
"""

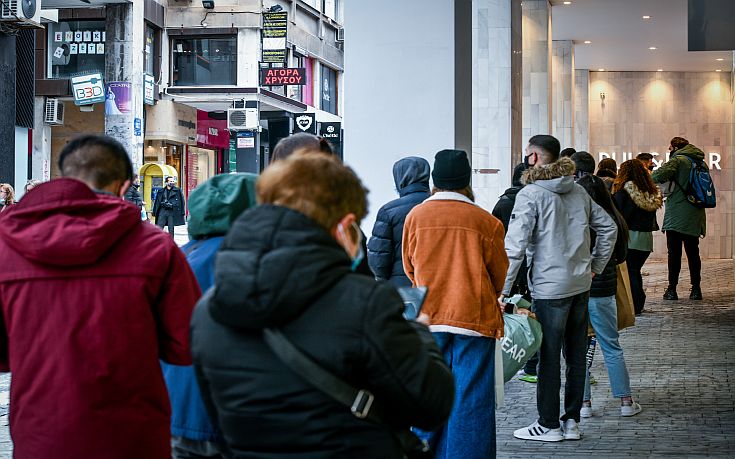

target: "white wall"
[344,0,455,233]
[14,127,28,199]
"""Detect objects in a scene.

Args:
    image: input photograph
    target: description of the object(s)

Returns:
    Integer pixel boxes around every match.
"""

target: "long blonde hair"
[0,183,15,207]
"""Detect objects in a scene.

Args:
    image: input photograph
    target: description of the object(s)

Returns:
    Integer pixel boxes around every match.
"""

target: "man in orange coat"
[403,149,508,459]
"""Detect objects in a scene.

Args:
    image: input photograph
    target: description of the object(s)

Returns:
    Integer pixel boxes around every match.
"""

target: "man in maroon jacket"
[0,135,201,459]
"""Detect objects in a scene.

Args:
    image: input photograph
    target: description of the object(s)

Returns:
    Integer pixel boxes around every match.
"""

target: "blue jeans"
[415,333,496,459]
[584,295,632,400]
[533,292,589,429]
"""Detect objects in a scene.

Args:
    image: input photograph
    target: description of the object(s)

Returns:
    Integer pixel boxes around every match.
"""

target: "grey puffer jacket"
[502,157,617,300]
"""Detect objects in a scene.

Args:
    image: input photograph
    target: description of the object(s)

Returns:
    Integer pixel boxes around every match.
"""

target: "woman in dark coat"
[612,159,663,314]
[191,152,454,459]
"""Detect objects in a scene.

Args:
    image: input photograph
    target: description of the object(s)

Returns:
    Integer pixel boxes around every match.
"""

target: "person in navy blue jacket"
[161,173,257,459]
[367,156,431,287]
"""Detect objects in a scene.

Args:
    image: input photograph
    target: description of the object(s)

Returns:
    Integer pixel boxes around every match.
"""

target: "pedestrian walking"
[152,175,185,236]
[162,173,258,459]
[612,159,663,314]
[652,137,707,300]
[504,135,617,443]
[0,183,14,212]
[191,152,454,459]
[367,156,430,287]
[0,135,201,459]
[576,174,643,419]
[403,149,508,458]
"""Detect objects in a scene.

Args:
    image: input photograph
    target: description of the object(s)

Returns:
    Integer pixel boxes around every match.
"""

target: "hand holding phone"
[397,286,428,320]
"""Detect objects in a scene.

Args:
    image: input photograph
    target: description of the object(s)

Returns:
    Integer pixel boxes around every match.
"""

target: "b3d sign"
[71,73,105,106]
[261,68,306,86]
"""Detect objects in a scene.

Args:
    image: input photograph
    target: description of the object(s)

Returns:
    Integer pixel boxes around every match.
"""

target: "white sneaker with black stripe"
[513,421,564,442]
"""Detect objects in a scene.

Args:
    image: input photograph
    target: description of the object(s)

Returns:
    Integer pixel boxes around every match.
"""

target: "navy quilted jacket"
[368,157,430,287]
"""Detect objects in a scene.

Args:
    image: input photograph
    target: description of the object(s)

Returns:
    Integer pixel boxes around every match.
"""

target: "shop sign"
[134,118,142,137]
[293,113,316,134]
[143,73,155,106]
[105,81,132,115]
[261,67,306,86]
[71,73,105,106]
[319,122,342,155]
[262,11,288,63]
[598,151,722,171]
[237,136,255,148]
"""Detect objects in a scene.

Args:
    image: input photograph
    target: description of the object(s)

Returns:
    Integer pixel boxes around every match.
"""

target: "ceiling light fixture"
[584,40,592,44]
[642,15,651,19]
[598,68,605,71]
[716,58,724,61]
[563,1,572,4]
[716,69,722,72]
[657,69,663,72]
[649,47,657,50]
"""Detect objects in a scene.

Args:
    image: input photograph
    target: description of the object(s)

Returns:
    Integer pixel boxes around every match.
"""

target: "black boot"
[689,286,702,300]
[663,286,678,300]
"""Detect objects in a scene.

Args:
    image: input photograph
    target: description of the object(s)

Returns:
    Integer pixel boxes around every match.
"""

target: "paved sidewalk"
[497,259,735,457]
[0,260,732,457]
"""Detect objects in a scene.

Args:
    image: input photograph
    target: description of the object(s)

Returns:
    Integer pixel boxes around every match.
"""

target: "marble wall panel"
[589,71,734,259]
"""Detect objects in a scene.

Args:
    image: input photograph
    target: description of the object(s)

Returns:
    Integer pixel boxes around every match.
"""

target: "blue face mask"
[339,222,364,272]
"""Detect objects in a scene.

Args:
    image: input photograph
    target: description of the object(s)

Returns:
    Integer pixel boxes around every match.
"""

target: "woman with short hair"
[191,152,454,458]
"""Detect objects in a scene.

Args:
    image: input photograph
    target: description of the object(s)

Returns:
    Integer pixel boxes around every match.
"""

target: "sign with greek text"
[260,67,306,86]
[71,73,105,106]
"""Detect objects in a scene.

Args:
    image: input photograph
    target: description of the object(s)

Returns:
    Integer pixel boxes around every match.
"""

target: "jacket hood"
[187,173,258,239]
[624,181,663,212]
[0,178,141,266]
[500,186,522,199]
[521,157,577,194]
[210,205,351,330]
[674,144,705,161]
[393,157,430,192]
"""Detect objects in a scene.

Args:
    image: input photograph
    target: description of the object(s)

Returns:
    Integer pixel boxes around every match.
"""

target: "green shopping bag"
[500,313,542,383]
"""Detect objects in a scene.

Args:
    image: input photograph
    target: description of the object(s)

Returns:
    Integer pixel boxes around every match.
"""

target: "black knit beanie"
[432,149,471,190]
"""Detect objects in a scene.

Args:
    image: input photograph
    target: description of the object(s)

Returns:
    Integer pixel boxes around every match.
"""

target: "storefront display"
[48,21,106,79]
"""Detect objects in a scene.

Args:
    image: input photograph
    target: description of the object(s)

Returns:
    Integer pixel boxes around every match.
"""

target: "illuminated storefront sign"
[597,151,722,171]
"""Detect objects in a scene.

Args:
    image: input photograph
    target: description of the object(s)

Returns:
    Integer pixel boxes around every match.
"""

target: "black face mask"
[523,155,531,168]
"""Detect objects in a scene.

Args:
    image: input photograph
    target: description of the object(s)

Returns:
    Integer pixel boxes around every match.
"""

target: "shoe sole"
[580,411,592,419]
[564,433,581,440]
[513,432,564,442]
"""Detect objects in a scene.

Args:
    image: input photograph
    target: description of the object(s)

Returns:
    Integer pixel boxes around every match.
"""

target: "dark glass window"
[321,65,338,114]
[172,36,237,86]
[47,20,106,79]
[287,53,304,102]
[144,24,156,76]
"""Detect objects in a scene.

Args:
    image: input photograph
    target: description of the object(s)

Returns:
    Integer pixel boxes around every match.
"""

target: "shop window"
[321,64,338,115]
[287,53,305,102]
[172,36,237,86]
[47,21,106,79]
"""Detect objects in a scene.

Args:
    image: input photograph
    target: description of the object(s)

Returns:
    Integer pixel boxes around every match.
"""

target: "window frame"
[170,34,239,87]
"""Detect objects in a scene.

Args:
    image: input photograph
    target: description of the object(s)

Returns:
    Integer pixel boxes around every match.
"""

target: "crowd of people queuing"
[0,130,709,458]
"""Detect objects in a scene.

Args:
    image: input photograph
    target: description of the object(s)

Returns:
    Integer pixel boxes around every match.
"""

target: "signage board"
[319,122,342,156]
[293,113,317,134]
[134,118,142,137]
[144,73,155,106]
[260,67,306,86]
[71,73,105,106]
[262,12,288,63]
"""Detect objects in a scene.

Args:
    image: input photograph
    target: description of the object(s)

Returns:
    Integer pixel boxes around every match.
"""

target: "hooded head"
[392,156,430,193]
[187,173,258,239]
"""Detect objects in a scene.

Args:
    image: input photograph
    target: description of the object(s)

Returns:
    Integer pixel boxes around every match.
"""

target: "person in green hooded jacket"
[651,137,706,301]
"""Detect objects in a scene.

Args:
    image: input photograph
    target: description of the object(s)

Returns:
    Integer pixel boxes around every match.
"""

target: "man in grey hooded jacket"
[503,135,617,443]
[368,157,431,286]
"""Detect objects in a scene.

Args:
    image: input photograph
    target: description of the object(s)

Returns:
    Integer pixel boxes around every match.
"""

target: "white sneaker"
[621,401,643,417]
[580,401,592,418]
[561,419,581,440]
[513,421,564,442]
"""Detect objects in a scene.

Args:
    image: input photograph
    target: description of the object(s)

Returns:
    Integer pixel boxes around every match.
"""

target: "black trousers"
[627,249,651,314]
[157,211,176,236]
[666,230,701,287]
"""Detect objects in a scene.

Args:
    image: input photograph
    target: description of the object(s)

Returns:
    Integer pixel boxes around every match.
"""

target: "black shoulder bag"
[262,328,433,459]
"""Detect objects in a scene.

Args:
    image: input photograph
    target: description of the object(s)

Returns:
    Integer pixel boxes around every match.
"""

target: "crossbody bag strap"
[262,328,377,420]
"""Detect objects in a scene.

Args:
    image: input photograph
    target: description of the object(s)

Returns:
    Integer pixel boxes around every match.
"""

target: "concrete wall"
[344,0,455,232]
[589,71,734,259]
[50,104,105,179]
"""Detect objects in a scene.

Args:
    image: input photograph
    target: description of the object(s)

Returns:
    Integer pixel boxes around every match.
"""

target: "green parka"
[651,144,707,237]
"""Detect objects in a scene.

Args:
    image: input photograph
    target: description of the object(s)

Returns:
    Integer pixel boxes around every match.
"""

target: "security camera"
[202,0,215,9]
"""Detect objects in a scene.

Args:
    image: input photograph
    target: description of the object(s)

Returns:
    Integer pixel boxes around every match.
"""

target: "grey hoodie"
[502,157,617,300]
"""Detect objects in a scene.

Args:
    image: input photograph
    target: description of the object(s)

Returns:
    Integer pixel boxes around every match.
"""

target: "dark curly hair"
[612,159,659,196]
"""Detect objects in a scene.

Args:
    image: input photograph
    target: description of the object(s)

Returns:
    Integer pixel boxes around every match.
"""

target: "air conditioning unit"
[44,98,64,125]
[0,0,43,27]
[227,108,258,131]
[336,27,344,43]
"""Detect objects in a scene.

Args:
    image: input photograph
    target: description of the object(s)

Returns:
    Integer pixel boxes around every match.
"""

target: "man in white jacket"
[502,135,617,443]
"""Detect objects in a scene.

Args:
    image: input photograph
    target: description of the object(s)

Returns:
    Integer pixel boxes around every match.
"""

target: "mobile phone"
[396,286,428,320]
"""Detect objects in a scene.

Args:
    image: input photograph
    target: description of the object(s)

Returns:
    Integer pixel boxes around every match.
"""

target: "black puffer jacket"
[124,184,143,209]
[368,157,430,287]
[590,213,627,298]
[191,205,454,459]
[613,181,662,232]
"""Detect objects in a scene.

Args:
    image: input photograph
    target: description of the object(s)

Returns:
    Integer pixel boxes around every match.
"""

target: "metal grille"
[0,0,18,19]
[15,28,34,129]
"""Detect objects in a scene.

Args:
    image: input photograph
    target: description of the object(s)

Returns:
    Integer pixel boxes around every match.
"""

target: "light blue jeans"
[584,295,632,400]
